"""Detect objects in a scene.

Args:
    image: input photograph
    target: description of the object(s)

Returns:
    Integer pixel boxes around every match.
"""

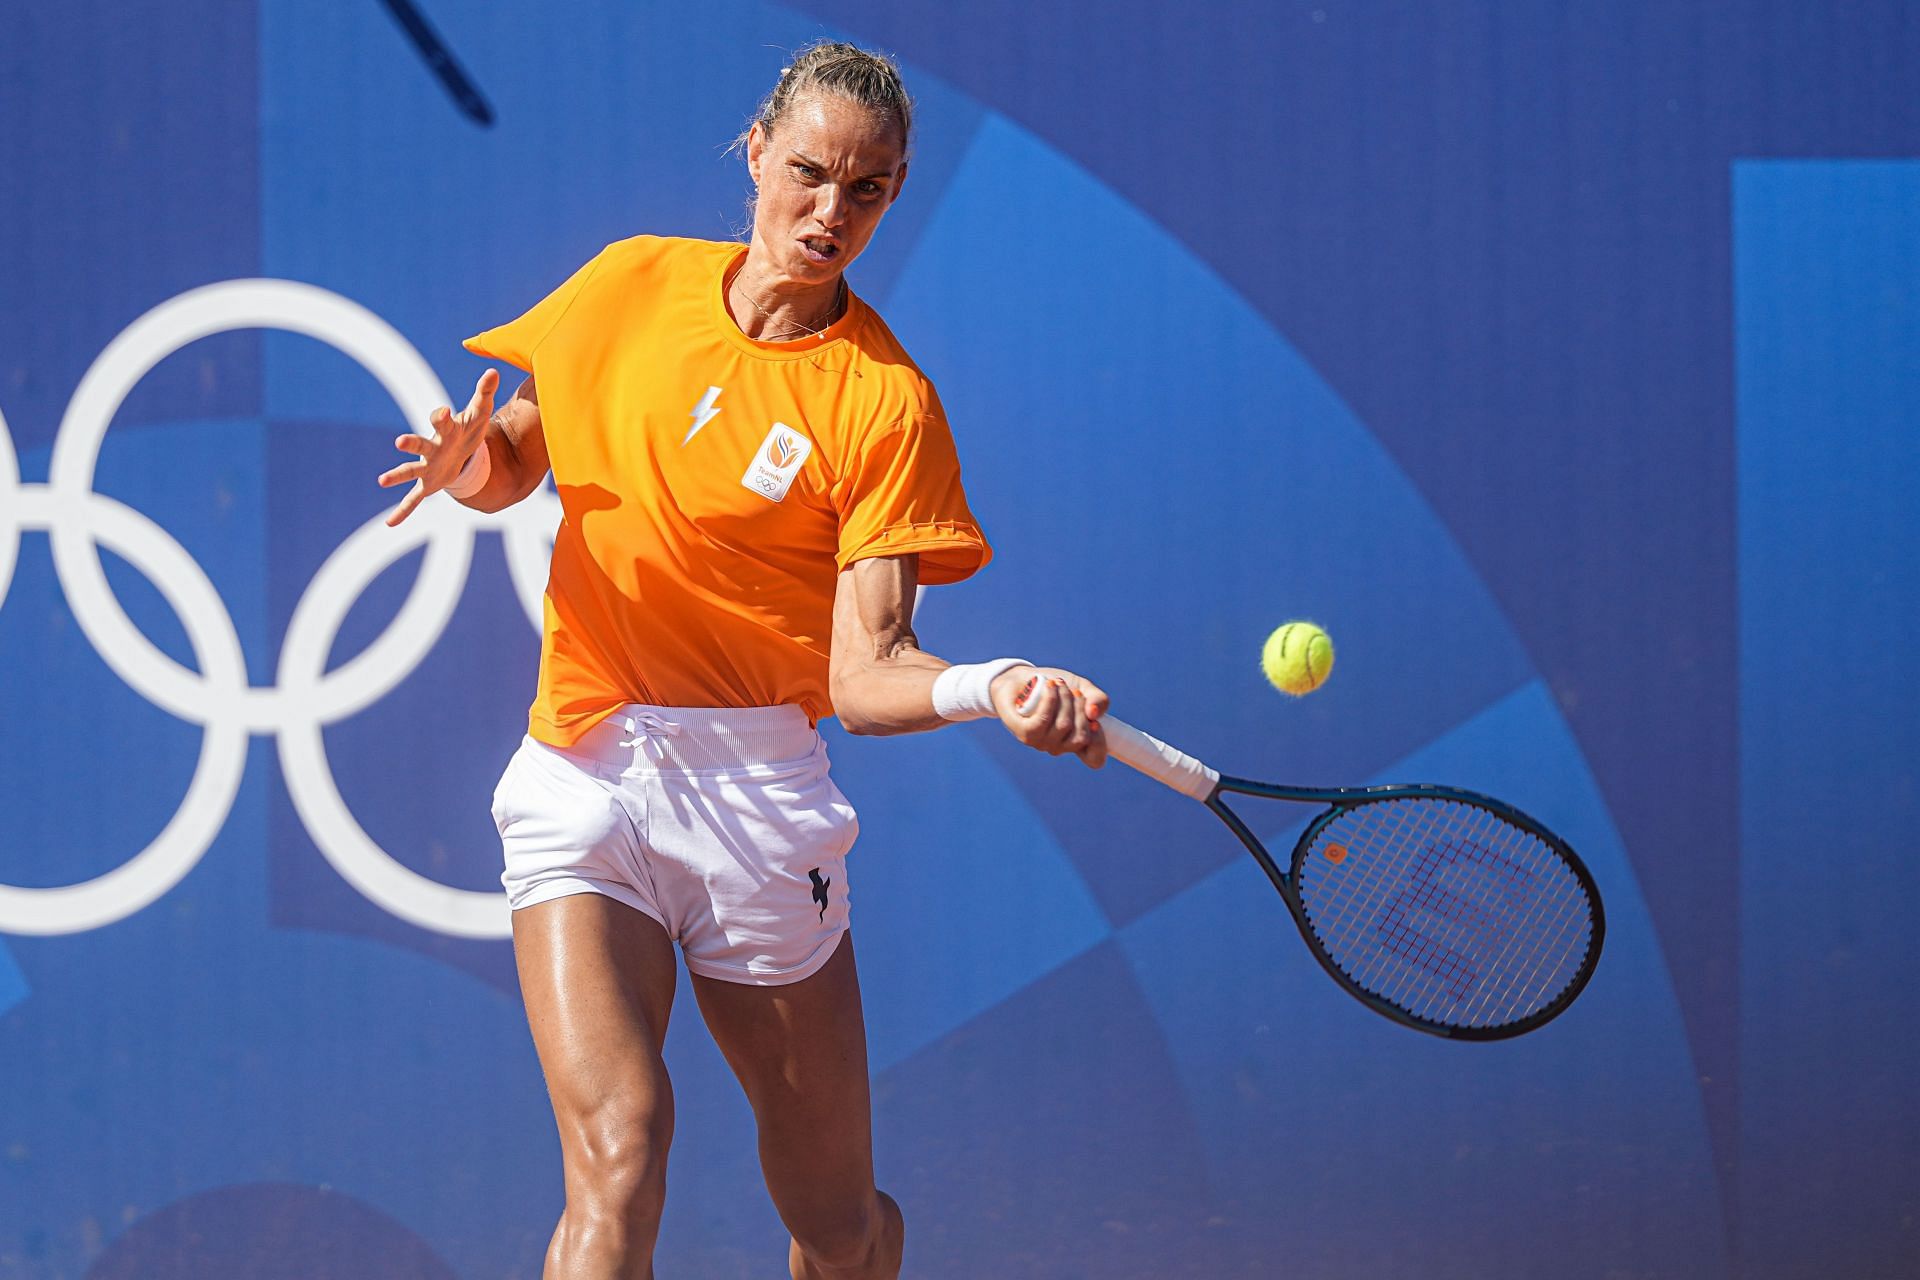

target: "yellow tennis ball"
[1261,621,1335,695]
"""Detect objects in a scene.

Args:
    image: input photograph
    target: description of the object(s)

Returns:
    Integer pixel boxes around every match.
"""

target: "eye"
[793,163,820,180]
[855,180,883,196]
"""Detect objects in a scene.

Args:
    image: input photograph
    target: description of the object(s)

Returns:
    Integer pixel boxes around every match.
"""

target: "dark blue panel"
[0,943,25,1016]
[0,534,204,887]
[871,941,1236,1277]
[0,426,256,889]
[0,749,562,1278]
[0,1,259,448]
[85,1183,460,1280]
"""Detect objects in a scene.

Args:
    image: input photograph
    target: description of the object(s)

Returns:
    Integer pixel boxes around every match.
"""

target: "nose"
[816,184,850,230]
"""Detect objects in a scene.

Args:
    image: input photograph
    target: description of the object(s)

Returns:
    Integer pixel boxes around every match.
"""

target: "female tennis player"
[378,42,1104,1280]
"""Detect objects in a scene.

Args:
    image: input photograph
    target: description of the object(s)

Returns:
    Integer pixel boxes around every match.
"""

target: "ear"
[746,121,767,186]
[889,160,910,206]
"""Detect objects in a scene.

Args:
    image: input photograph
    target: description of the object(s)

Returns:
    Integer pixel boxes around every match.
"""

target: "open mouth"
[799,236,841,264]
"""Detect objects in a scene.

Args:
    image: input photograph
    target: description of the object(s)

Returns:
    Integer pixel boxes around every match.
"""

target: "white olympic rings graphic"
[0,280,559,939]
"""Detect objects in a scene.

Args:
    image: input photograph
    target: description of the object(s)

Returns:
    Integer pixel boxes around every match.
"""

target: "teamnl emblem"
[741,422,812,502]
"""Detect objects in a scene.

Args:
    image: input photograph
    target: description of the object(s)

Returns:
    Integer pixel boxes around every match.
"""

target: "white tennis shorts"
[491,703,857,985]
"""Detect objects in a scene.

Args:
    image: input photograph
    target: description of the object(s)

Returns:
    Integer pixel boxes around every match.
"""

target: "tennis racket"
[1016,679,1604,1039]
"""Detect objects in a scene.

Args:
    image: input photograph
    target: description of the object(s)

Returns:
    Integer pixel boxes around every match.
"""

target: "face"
[745,92,908,285]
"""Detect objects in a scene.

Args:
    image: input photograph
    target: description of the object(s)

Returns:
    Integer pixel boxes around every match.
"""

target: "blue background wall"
[2,2,1916,1276]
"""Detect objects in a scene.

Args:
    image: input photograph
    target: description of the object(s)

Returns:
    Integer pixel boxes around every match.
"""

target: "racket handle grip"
[1100,716,1222,802]
[1011,675,1220,801]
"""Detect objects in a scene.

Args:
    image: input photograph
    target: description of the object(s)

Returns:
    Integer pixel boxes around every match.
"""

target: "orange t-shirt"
[465,235,991,745]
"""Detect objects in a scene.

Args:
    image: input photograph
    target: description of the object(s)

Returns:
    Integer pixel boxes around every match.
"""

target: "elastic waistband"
[553,703,820,773]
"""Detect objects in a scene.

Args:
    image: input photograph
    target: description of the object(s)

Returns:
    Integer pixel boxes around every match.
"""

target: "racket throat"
[1206,795,1292,898]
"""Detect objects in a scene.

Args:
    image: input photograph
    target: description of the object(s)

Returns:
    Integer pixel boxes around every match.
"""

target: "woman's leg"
[691,934,902,1280]
[514,893,680,1279]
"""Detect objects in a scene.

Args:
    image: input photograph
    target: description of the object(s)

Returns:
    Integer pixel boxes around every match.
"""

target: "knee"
[565,1093,674,1224]
[791,1191,902,1272]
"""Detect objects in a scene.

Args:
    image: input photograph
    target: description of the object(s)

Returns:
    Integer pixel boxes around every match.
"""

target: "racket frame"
[1005,682,1605,1038]
[1203,775,1606,1040]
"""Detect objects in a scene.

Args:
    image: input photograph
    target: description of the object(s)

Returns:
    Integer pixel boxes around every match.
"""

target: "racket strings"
[1295,797,1595,1030]
[1380,808,1586,1024]
[1387,813,1589,1024]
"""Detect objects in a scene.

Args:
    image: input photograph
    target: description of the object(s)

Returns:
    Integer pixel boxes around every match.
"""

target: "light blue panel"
[824,722,1113,1072]
[881,113,1533,761]
[1121,682,1724,1279]
[0,944,25,1015]
[876,114,1537,925]
[1735,160,1920,1279]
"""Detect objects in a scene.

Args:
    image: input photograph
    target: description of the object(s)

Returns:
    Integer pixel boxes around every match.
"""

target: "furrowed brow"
[790,151,894,182]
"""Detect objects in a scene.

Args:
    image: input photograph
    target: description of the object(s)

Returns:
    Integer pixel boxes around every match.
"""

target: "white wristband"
[446,441,493,499]
[932,658,1033,722]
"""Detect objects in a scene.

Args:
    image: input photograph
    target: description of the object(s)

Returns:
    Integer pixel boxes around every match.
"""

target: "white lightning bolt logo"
[683,385,724,445]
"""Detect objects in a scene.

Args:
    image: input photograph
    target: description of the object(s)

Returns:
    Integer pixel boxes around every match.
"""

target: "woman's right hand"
[991,665,1109,768]
[379,368,500,526]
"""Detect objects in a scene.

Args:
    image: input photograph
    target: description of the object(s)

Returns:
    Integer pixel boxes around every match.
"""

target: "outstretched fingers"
[380,428,437,523]
[377,458,426,489]
[379,378,493,528]
[385,481,429,528]
[464,368,499,421]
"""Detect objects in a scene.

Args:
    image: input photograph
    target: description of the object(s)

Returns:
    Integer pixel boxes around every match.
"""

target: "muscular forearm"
[831,639,956,736]
[830,554,974,736]
[826,556,1103,765]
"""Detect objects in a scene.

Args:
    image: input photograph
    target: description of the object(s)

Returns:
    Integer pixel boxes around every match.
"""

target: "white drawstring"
[617,711,683,760]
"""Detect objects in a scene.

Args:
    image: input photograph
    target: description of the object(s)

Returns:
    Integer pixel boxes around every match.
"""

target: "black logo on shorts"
[808,867,831,921]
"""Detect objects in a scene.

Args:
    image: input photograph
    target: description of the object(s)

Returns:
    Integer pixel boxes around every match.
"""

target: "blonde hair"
[734,40,915,156]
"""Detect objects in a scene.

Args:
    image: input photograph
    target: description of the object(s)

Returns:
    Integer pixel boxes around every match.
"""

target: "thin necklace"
[733,275,847,341]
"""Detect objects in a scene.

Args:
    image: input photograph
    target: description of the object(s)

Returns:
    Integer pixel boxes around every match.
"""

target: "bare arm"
[828,554,1108,766]
[828,554,948,735]
[379,368,550,524]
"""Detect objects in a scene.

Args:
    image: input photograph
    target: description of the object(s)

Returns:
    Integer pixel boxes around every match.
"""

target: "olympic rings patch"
[0,280,560,939]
